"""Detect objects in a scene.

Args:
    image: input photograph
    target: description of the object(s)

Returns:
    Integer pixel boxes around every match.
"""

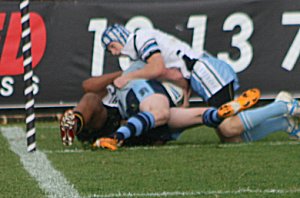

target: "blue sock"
[202,107,223,128]
[241,116,289,142]
[238,101,288,131]
[116,112,155,141]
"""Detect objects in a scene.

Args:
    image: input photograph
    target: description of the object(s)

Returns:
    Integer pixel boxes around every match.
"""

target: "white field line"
[88,188,300,198]
[42,141,300,154]
[0,126,81,198]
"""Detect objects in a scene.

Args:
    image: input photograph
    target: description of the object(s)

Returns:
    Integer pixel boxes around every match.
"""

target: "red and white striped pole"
[19,0,36,152]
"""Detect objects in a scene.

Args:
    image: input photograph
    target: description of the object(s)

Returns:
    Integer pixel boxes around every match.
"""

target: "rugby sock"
[241,116,288,142]
[202,107,223,128]
[73,111,84,134]
[115,112,155,141]
[238,101,288,131]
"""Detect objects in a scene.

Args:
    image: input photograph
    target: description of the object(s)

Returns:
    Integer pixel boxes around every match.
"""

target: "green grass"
[0,125,45,198]
[1,122,300,198]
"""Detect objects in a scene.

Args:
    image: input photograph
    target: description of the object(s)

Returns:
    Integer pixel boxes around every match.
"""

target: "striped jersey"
[102,85,118,107]
[121,28,201,79]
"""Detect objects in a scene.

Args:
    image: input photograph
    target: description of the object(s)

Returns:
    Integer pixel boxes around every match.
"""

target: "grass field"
[1,121,300,198]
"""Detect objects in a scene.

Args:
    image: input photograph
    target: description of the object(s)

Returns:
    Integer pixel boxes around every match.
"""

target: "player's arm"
[82,71,122,96]
[159,68,191,107]
[114,53,166,88]
[114,31,167,88]
[127,53,166,79]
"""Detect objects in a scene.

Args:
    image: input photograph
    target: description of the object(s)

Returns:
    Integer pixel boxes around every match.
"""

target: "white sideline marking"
[0,126,81,198]
[89,188,300,197]
[42,141,300,154]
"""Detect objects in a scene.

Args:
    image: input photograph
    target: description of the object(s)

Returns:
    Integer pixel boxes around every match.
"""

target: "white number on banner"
[88,19,107,76]
[217,12,254,73]
[281,12,300,71]
[187,15,207,54]
[88,13,254,75]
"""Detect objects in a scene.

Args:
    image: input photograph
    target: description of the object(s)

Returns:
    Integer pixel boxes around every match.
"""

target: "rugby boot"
[286,116,300,140]
[92,137,119,151]
[60,109,77,146]
[218,88,261,118]
[275,91,300,117]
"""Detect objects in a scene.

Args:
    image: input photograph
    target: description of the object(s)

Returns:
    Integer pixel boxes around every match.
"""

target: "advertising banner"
[0,0,300,108]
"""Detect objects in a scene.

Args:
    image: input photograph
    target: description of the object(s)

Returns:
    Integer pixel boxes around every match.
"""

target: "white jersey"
[101,84,118,107]
[121,28,201,79]
[119,27,238,102]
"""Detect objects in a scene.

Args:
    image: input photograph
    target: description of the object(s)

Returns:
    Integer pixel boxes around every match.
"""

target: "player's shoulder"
[134,28,158,37]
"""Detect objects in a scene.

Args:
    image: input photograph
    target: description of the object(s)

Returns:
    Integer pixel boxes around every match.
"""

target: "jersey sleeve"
[135,29,161,62]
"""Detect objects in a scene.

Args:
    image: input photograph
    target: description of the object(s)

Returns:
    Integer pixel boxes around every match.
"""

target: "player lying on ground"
[219,91,300,142]
[100,24,300,148]
[78,62,258,150]
[95,88,300,151]
[101,24,246,143]
[60,63,257,148]
[60,71,185,147]
[95,61,258,149]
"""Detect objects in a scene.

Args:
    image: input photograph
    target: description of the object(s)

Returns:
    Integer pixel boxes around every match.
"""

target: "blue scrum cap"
[101,24,131,48]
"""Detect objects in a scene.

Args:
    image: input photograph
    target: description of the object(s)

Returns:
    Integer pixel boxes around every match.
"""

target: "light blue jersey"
[116,61,157,118]
[117,62,184,119]
[190,53,239,101]
[116,79,157,119]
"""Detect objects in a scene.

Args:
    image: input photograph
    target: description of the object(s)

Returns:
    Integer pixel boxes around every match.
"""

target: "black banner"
[0,0,300,108]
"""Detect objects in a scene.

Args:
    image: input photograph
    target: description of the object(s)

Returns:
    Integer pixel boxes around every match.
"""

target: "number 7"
[282,12,300,71]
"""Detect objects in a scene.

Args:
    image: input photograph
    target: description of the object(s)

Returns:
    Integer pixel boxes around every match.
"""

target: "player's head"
[101,24,130,49]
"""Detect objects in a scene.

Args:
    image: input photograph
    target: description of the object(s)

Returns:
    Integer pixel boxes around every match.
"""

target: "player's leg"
[60,92,108,145]
[112,94,170,145]
[114,80,171,142]
[222,115,299,143]
[76,105,122,144]
[205,82,243,142]
[240,116,291,142]
[129,125,184,146]
[167,83,234,129]
[285,116,300,139]
[168,107,208,128]
[167,87,260,131]
[139,93,170,126]
[93,79,175,150]
[219,91,300,141]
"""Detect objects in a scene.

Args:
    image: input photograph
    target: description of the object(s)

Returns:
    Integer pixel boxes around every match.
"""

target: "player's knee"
[160,108,170,121]
[218,117,243,137]
[153,108,170,125]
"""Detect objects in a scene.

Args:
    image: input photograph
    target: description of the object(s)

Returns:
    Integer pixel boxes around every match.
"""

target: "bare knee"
[150,108,170,126]
[158,108,170,122]
[218,116,244,137]
[140,94,170,126]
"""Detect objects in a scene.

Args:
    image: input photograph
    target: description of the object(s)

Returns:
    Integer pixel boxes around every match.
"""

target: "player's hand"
[181,97,190,108]
[92,137,118,151]
[181,88,191,108]
[113,76,129,89]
